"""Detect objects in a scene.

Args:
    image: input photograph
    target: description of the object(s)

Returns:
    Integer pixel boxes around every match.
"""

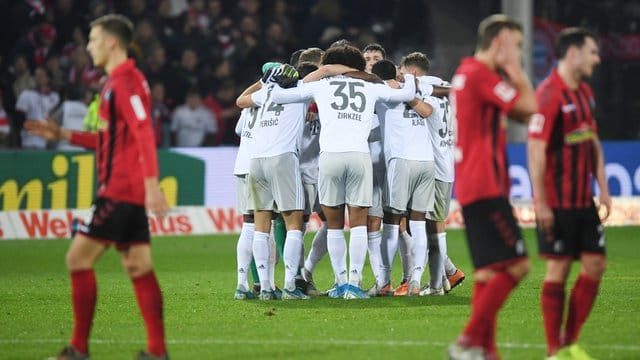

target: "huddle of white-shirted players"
[233,44,465,300]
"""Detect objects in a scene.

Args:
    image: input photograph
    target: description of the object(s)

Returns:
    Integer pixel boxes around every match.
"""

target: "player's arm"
[117,85,168,218]
[383,74,416,102]
[302,64,357,82]
[236,81,262,108]
[432,85,451,98]
[24,118,98,149]
[502,61,537,122]
[527,136,552,231]
[270,82,314,104]
[592,134,611,220]
[407,97,433,117]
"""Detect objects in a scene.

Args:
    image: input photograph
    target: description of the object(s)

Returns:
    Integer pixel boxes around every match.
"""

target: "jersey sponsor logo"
[129,95,147,121]
[564,124,595,145]
[561,104,576,113]
[493,81,517,103]
[528,113,545,134]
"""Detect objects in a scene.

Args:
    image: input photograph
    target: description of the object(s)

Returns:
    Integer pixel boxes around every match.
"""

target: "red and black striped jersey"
[451,57,521,206]
[529,69,597,209]
[70,59,158,205]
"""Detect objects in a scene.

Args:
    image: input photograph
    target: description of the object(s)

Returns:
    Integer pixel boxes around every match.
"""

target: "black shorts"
[79,197,150,249]
[462,197,528,270]
[537,204,605,259]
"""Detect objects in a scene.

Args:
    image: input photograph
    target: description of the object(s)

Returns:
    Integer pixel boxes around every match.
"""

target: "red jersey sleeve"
[116,80,159,178]
[528,82,561,142]
[69,131,98,149]
[475,70,521,114]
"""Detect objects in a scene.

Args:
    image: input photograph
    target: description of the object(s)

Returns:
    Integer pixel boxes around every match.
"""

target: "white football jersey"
[271,74,416,153]
[424,94,455,182]
[250,84,307,159]
[233,107,260,175]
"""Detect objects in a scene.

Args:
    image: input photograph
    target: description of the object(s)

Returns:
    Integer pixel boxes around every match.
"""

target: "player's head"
[289,49,305,66]
[371,59,396,81]
[87,14,134,68]
[555,27,600,79]
[297,61,319,79]
[476,14,522,52]
[321,45,365,71]
[363,43,386,73]
[329,39,353,48]
[399,52,430,76]
[299,48,325,67]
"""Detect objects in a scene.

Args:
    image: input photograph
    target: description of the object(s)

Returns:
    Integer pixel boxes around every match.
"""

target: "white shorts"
[384,158,435,214]
[248,153,304,212]
[318,151,372,207]
[235,175,252,215]
[426,180,453,221]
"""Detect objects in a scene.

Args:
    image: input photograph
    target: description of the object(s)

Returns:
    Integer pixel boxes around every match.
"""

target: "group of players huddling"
[232,41,465,301]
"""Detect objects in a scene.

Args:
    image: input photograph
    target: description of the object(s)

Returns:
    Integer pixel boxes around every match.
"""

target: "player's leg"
[366,162,386,294]
[451,198,529,359]
[62,233,108,357]
[235,175,257,299]
[397,216,413,291]
[407,210,427,295]
[563,207,606,358]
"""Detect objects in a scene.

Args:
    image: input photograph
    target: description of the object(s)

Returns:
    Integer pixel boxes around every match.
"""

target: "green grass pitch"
[1,227,639,359]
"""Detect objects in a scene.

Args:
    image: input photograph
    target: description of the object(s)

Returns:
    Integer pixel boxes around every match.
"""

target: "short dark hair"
[555,27,597,59]
[321,45,365,71]
[296,61,319,78]
[90,14,134,48]
[476,14,522,51]
[329,39,353,48]
[299,48,325,65]
[371,59,396,81]
[362,43,386,58]
[289,49,305,66]
[400,52,430,73]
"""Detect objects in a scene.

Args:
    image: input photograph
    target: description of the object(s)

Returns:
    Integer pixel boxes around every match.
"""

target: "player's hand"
[260,66,283,85]
[274,64,299,89]
[597,193,612,221]
[145,179,169,220]
[534,201,554,233]
[24,118,61,140]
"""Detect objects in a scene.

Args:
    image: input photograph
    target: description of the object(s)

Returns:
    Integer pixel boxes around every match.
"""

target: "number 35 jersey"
[250,83,307,158]
[272,74,415,154]
[424,95,454,182]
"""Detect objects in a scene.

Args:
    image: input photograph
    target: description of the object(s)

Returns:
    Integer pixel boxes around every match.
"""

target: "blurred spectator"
[143,45,172,88]
[52,0,86,53]
[150,82,171,147]
[167,47,200,108]
[45,54,65,91]
[50,85,91,150]
[171,87,217,147]
[130,18,161,63]
[258,21,291,65]
[15,66,60,149]
[0,90,9,148]
[13,23,57,68]
[67,47,101,89]
[203,79,239,145]
[119,0,149,25]
[11,54,35,99]
[187,0,211,35]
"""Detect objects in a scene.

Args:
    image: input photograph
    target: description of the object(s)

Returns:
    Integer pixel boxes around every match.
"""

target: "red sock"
[542,281,566,355]
[563,273,599,345]
[70,269,97,354]
[133,271,166,356]
[462,272,517,349]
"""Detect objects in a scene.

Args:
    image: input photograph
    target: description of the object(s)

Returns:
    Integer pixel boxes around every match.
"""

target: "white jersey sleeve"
[233,108,259,175]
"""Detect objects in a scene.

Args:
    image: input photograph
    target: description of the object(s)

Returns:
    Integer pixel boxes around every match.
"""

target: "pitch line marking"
[0,338,638,352]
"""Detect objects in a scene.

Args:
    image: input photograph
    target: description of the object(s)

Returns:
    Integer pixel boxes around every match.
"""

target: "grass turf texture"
[1,227,639,360]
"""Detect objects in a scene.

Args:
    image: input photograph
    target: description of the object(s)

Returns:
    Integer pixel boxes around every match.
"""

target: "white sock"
[409,220,427,285]
[327,229,347,285]
[367,230,383,287]
[348,226,368,286]
[399,230,413,282]
[253,231,271,291]
[283,230,303,290]
[268,231,276,290]
[304,221,328,273]
[381,223,400,285]
[428,233,445,289]
[236,222,255,291]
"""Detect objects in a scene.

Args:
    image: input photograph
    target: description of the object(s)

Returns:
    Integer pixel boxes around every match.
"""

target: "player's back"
[424,95,454,182]
[377,97,431,162]
[251,84,306,158]
[234,107,259,176]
